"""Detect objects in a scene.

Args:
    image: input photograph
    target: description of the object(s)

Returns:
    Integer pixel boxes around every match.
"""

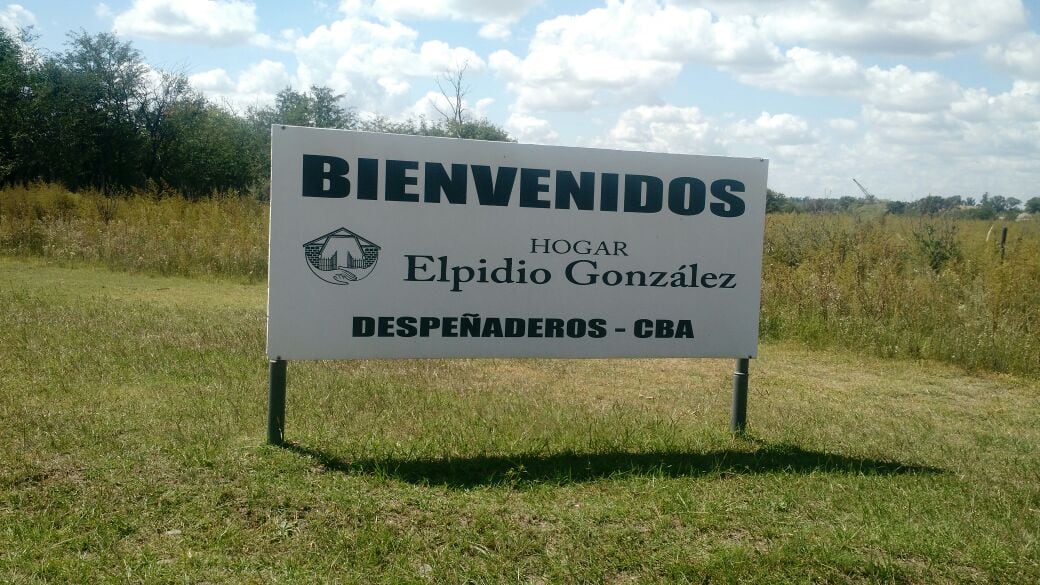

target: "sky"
[4,0,1040,201]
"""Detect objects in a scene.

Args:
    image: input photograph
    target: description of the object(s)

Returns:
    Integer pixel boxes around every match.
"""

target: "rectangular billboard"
[267,126,767,360]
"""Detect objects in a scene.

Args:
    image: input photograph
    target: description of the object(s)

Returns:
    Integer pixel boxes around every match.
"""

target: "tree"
[31,31,149,191]
[0,26,32,184]
[165,102,263,198]
[426,62,511,140]
[274,87,311,126]
[0,26,517,196]
[309,85,356,129]
[252,85,357,129]
[449,118,512,141]
[1026,197,1040,214]
[140,70,204,190]
[914,195,945,215]
[432,62,470,136]
[886,200,909,215]
[766,189,792,213]
[983,195,1020,213]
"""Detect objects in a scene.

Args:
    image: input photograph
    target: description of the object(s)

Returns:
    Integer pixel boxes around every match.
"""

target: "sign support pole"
[731,358,749,434]
[268,359,287,445]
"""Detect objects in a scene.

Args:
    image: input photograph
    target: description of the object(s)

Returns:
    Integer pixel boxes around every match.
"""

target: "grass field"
[1,256,1038,583]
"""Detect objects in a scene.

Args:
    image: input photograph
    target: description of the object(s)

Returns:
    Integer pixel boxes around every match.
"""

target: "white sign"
[267,126,767,360]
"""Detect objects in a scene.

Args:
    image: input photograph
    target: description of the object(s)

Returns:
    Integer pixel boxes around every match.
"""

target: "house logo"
[303,227,381,285]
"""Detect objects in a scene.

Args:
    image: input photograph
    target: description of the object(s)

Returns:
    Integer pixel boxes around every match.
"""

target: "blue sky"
[5,0,1040,201]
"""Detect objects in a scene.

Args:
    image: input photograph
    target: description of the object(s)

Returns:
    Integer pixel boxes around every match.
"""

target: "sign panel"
[267,126,767,360]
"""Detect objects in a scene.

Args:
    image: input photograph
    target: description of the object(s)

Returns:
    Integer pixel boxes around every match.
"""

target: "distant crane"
[852,178,876,200]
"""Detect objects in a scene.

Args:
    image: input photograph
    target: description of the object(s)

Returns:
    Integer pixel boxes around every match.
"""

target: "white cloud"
[491,46,680,111]
[188,68,235,93]
[345,0,541,39]
[946,82,1040,153]
[189,60,291,109]
[598,105,724,154]
[0,4,35,33]
[474,97,494,118]
[95,3,113,19]
[181,9,491,120]
[365,0,541,23]
[377,76,410,97]
[291,18,484,113]
[734,47,861,95]
[681,0,1027,55]
[505,113,558,144]
[987,32,1040,80]
[493,1,1021,118]
[736,48,962,113]
[418,40,485,73]
[590,76,1040,200]
[401,90,449,121]
[490,1,782,113]
[477,22,510,41]
[861,106,959,147]
[828,118,858,132]
[237,59,290,94]
[861,65,961,113]
[732,112,814,145]
[112,0,261,46]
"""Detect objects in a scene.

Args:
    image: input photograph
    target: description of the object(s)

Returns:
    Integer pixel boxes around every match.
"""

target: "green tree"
[1026,197,1040,214]
[914,195,945,215]
[165,103,263,198]
[447,118,512,141]
[309,85,356,129]
[1,26,518,197]
[0,27,32,184]
[140,70,205,191]
[766,189,792,213]
[28,31,149,191]
[274,87,311,126]
[886,200,909,215]
[983,195,1020,213]
[252,85,357,129]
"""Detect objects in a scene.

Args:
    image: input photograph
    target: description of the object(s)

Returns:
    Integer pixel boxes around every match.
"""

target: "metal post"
[731,358,749,434]
[268,359,287,445]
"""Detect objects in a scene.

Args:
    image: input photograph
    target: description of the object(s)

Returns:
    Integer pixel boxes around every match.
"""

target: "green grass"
[1,257,1038,583]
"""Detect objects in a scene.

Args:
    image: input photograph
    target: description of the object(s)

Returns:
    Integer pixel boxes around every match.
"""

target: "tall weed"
[762,214,1040,375]
[3,184,1039,375]
[0,183,267,280]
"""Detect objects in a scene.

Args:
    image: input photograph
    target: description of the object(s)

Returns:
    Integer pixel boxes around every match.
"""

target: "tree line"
[767,190,1039,217]
[0,28,511,199]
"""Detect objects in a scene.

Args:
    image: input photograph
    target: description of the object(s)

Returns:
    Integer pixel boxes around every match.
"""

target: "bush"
[912,221,961,273]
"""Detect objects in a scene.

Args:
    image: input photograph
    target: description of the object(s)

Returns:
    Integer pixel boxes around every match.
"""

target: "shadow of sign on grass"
[281,441,942,488]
